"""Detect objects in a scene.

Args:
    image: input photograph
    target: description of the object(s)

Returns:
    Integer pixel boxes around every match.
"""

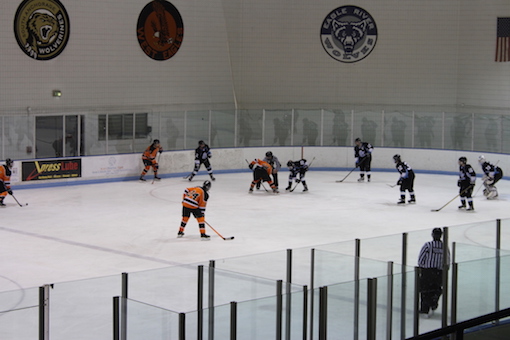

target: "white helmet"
[478,155,486,164]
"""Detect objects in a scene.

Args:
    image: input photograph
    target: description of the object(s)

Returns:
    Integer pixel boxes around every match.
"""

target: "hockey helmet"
[458,156,467,164]
[478,155,485,164]
[265,151,273,157]
[355,137,361,142]
[153,139,160,144]
[5,158,13,167]
[198,140,205,145]
[393,154,401,163]
[287,160,293,167]
[202,180,212,191]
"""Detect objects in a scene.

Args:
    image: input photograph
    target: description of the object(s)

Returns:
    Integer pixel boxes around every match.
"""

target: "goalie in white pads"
[478,155,503,200]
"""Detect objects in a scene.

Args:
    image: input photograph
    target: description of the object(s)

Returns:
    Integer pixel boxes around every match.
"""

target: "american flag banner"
[495,17,510,62]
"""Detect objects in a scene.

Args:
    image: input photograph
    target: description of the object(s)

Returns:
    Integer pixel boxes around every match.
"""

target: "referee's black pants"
[419,268,443,313]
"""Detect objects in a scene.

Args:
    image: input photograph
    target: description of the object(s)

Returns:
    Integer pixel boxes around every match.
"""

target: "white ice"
[1,170,509,291]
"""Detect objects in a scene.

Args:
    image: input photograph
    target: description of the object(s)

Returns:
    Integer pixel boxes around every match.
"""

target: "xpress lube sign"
[320,5,377,63]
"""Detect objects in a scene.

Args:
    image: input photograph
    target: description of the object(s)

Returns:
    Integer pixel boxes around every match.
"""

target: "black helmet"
[432,228,443,237]
[5,158,13,167]
[355,137,361,142]
[203,180,212,191]
[393,154,401,162]
[153,139,160,144]
[265,151,273,157]
[287,160,293,167]
[198,140,205,145]
[459,157,467,163]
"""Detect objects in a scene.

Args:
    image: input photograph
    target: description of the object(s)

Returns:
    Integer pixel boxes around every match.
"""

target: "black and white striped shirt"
[418,240,450,269]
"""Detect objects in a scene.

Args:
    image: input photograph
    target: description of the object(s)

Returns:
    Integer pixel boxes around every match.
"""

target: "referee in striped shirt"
[418,228,450,317]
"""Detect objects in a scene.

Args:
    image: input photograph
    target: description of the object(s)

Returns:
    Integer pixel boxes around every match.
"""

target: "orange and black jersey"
[182,186,209,211]
[249,159,273,175]
[0,165,11,192]
[142,144,163,160]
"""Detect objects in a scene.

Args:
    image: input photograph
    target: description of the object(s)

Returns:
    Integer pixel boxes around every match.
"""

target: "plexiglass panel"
[353,110,382,146]
[49,275,120,340]
[413,112,444,149]
[384,110,413,148]
[125,298,180,340]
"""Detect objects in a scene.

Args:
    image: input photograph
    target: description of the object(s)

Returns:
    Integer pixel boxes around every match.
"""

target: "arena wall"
[9,147,509,187]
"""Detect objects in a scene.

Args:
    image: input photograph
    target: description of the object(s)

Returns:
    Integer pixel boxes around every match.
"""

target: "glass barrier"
[0,286,39,340]
[214,250,288,282]
[456,256,501,322]
[181,288,305,339]
[500,218,510,251]
[128,263,304,313]
[4,108,510,160]
[159,110,186,151]
[454,243,510,263]
[128,265,203,314]
[125,298,180,339]
[49,274,120,340]
[0,305,38,340]
[500,255,510,309]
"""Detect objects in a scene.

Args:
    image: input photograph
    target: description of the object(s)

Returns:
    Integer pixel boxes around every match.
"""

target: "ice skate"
[408,198,416,204]
[357,177,364,182]
[458,204,466,209]
[201,234,211,241]
[154,176,161,180]
[397,198,406,204]
[139,176,146,181]
[177,231,184,238]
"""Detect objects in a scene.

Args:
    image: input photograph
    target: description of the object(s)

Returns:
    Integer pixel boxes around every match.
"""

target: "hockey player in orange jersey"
[248,159,278,193]
[139,139,163,181]
[177,180,212,240]
[0,158,13,207]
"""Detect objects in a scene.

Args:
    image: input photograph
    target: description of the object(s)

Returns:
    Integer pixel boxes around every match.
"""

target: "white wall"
[10,147,508,186]
[1,0,509,114]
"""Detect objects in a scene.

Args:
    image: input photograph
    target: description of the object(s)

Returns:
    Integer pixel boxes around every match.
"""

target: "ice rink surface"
[1,170,509,291]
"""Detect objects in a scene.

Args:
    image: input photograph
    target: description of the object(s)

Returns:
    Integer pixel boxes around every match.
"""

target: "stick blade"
[224,236,235,240]
[431,209,440,212]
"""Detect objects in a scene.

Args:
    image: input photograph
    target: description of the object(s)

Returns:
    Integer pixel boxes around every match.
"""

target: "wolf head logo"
[331,20,368,54]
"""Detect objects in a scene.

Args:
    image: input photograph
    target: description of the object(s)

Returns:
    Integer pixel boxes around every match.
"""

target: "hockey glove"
[295,179,301,183]
[159,149,163,154]
[249,163,254,170]
[397,179,402,186]
[7,189,13,195]
[457,180,461,187]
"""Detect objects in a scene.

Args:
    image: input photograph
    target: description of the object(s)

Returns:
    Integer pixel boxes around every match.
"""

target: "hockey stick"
[431,185,474,212]
[11,194,28,207]
[336,167,357,182]
[387,183,398,188]
[336,157,366,183]
[289,181,301,192]
[205,221,234,240]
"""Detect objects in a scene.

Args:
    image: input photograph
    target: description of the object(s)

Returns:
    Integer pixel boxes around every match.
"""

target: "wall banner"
[22,159,82,181]
[320,5,378,63]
